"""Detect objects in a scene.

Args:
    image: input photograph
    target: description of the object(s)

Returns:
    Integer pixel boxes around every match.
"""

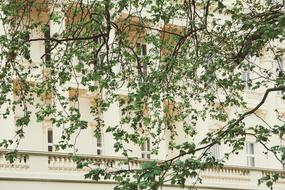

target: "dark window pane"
[147,154,150,159]
[147,139,150,151]
[48,129,53,143]
[136,43,141,55]
[249,143,254,154]
[97,133,102,147]
[44,23,51,62]
[246,142,254,155]
[48,145,53,152]
[247,157,255,167]
[141,143,145,151]
[142,44,147,55]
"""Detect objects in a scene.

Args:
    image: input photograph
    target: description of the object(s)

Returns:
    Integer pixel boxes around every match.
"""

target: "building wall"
[0,1,285,189]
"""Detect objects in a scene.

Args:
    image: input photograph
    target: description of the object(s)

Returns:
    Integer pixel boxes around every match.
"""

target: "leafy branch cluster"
[0,0,285,189]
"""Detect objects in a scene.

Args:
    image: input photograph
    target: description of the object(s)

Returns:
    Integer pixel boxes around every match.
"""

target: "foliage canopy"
[1,0,285,189]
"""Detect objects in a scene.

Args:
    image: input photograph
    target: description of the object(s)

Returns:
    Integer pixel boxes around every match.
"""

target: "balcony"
[0,150,284,190]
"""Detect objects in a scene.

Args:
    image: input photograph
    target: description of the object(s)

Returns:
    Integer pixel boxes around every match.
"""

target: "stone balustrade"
[201,166,251,182]
[47,154,145,172]
[0,152,29,169]
[0,150,284,189]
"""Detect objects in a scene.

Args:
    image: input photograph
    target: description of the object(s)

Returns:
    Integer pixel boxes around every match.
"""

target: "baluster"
[67,157,72,170]
[133,161,139,170]
[73,157,77,171]
[66,157,71,170]
[48,156,52,168]
[0,153,3,168]
[61,156,68,170]
[51,156,56,169]
[67,157,72,171]
[23,155,28,168]
[62,157,66,170]
[219,168,223,178]
[16,155,21,168]
[102,159,107,169]
[60,156,65,170]
[50,156,56,169]
[55,156,61,170]
[49,156,54,169]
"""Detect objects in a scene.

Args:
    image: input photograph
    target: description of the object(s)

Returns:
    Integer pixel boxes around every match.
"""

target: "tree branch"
[164,86,285,163]
[28,33,107,43]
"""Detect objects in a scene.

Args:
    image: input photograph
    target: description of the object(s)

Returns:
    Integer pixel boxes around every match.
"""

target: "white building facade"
[0,0,285,190]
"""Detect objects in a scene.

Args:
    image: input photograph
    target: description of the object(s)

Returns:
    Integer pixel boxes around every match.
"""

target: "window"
[246,142,255,167]
[89,121,104,156]
[275,57,285,95]
[136,43,147,56]
[209,144,220,160]
[44,23,51,63]
[96,133,103,155]
[93,36,104,66]
[242,66,250,87]
[136,43,147,74]
[276,57,284,77]
[141,138,151,159]
[47,128,53,152]
[163,99,177,129]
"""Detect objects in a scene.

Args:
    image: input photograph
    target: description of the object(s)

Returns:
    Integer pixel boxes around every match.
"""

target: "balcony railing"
[0,150,284,189]
[0,152,29,170]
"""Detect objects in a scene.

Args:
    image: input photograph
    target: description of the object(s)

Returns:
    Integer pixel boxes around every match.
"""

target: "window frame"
[141,138,151,159]
[47,128,53,152]
[136,42,148,75]
[44,23,51,63]
[246,142,255,167]
[96,132,104,155]
[242,65,250,87]
[209,143,220,160]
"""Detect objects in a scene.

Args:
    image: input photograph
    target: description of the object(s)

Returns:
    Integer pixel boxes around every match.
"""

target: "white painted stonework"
[0,1,285,190]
